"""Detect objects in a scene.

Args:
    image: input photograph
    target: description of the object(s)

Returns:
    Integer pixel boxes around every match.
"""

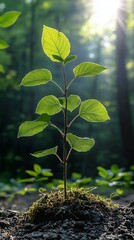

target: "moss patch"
[26,188,118,223]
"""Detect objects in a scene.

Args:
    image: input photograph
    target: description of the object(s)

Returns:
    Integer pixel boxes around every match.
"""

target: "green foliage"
[96,164,134,195]
[79,99,110,122]
[41,25,70,62]
[36,95,62,115]
[20,69,52,87]
[66,133,95,152]
[64,55,77,64]
[0,11,21,73]
[0,64,4,73]
[59,95,81,112]
[19,164,53,184]
[68,173,93,189]
[73,62,107,77]
[0,11,21,28]
[31,146,58,158]
[0,179,36,202]
[18,114,50,137]
[34,163,41,174]
[0,0,133,184]
[18,25,109,199]
[0,40,9,49]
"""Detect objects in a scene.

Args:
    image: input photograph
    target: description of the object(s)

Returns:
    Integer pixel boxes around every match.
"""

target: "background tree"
[116,0,134,167]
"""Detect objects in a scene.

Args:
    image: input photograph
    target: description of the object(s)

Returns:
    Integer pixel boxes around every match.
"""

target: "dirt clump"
[0,188,134,240]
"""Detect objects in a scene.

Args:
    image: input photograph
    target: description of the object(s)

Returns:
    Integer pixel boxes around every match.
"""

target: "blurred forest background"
[0,0,134,182]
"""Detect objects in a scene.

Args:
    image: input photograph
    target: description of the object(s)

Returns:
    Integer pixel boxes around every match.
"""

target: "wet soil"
[0,191,134,240]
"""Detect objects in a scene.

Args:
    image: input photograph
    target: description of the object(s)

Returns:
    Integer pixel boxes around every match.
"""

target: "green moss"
[26,188,118,223]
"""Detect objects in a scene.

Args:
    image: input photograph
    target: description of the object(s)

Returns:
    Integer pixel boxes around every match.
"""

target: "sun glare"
[91,0,121,31]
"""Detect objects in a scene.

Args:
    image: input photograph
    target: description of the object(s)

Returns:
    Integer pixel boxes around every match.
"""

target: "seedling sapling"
[18,26,110,199]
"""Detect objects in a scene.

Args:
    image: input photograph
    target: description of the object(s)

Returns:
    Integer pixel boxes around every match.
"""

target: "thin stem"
[62,63,68,199]
[51,80,64,94]
[68,114,79,129]
[55,154,63,163]
[66,147,72,161]
[51,123,64,137]
[67,77,76,90]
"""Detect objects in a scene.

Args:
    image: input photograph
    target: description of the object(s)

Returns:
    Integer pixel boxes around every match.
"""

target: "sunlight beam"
[91,0,121,32]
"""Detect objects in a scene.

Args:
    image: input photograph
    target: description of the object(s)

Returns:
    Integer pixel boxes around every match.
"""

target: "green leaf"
[36,177,48,181]
[130,165,134,171]
[20,69,52,87]
[18,178,34,183]
[41,171,53,177]
[25,170,37,177]
[39,188,46,193]
[76,177,92,186]
[97,166,108,178]
[41,25,70,62]
[0,64,4,73]
[79,99,110,122]
[0,11,21,28]
[96,179,109,186]
[36,95,62,115]
[66,133,95,152]
[18,114,50,138]
[59,95,81,112]
[34,164,41,174]
[72,172,82,179]
[31,146,58,158]
[116,188,123,195]
[0,40,9,49]
[73,62,107,77]
[52,55,63,62]
[111,164,119,174]
[64,55,77,65]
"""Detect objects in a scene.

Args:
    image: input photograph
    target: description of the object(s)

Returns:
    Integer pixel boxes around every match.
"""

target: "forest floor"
[0,190,134,240]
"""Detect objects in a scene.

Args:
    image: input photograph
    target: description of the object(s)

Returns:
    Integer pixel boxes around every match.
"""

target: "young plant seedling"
[18,25,110,199]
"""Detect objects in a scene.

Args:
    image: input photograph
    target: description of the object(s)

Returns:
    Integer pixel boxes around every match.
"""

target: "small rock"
[0,209,8,218]
[24,223,35,229]
[129,201,134,208]
[101,233,119,240]
[43,233,59,239]
[8,210,19,216]
[118,227,127,234]
[31,231,43,237]
[0,219,10,227]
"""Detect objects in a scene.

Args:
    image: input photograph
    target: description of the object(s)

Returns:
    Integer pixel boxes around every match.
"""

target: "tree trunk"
[116,0,134,166]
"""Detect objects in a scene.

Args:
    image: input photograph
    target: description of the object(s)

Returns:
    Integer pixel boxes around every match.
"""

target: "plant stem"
[68,114,79,129]
[67,77,76,90]
[51,123,64,137]
[62,63,68,199]
[55,154,63,163]
[66,147,72,161]
[51,80,64,94]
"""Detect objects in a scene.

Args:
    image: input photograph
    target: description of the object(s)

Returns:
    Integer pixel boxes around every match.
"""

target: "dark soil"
[0,189,134,240]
